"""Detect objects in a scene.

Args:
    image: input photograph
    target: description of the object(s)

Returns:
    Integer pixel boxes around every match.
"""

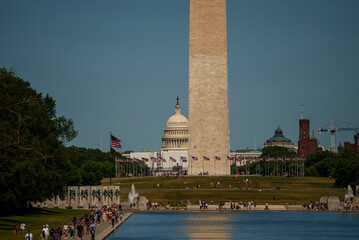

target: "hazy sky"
[1,0,358,152]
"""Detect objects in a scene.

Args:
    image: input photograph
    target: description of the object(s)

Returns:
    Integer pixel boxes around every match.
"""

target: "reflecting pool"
[107,211,359,240]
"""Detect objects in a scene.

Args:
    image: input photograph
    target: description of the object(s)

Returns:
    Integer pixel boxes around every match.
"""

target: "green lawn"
[0,208,89,240]
[103,176,343,205]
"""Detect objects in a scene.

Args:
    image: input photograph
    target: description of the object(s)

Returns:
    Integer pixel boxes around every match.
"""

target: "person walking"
[39,230,46,240]
[20,223,26,234]
[90,225,96,240]
[69,224,75,240]
[14,222,18,235]
[111,215,115,228]
[25,230,33,240]
[63,223,69,238]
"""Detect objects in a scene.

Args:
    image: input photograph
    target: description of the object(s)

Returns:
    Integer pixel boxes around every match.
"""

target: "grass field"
[0,208,89,240]
[103,176,343,205]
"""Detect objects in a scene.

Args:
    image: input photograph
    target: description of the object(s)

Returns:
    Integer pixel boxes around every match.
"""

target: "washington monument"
[188,0,230,176]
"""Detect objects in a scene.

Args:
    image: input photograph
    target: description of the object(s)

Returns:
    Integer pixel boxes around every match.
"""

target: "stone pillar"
[188,0,230,176]
[79,186,90,208]
[103,186,109,206]
[91,186,101,207]
[114,186,120,204]
[68,186,77,207]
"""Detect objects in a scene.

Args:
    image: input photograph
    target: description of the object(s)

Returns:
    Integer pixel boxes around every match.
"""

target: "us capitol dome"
[161,97,189,151]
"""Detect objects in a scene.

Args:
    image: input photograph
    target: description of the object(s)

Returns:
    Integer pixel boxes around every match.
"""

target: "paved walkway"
[61,212,133,240]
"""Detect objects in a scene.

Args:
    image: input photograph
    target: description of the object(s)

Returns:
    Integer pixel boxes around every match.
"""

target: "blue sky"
[1,0,358,152]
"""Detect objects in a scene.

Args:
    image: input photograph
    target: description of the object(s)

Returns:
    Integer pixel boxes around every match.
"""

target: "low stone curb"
[96,212,133,240]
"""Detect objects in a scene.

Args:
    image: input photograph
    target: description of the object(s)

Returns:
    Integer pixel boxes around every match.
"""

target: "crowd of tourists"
[14,204,124,240]
[339,202,358,211]
[302,201,359,211]
[303,201,328,210]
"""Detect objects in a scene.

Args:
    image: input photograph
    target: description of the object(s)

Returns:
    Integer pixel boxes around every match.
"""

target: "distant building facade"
[298,119,322,157]
[231,149,262,167]
[264,126,296,151]
[339,133,359,152]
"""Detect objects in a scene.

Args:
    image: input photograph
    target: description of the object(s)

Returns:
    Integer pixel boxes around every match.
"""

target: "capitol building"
[161,97,189,151]
[129,97,189,173]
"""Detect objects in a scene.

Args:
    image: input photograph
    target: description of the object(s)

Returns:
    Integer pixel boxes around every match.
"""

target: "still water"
[107,211,359,240]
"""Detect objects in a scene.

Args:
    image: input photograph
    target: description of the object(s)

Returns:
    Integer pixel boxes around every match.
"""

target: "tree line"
[232,146,358,188]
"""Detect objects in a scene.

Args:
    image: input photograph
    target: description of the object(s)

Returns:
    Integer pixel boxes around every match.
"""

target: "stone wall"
[37,185,120,209]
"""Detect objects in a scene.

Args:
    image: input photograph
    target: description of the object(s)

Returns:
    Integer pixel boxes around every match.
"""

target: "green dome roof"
[266,126,291,143]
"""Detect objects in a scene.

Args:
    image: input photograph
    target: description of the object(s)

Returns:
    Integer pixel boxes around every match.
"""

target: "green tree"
[0,68,77,208]
[305,151,336,177]
[305,166,320,177]
[333,148,359,187]
[81,161,104,185]
[261,146,296,158]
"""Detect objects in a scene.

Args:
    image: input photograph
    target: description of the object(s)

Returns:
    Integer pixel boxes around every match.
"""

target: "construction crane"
[318,120,359,152]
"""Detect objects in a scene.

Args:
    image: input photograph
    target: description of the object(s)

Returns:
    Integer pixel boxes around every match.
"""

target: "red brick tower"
[354,134,359,152]
[298,119,310,157]
[298,119,319,157]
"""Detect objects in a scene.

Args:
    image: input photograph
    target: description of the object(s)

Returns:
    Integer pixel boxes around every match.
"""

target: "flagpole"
[110,131,112,185]
[226,156,228,175]
[202,157,204,175]
[181,158,183,176]
[190,157,192,175]
[214,157,216,176]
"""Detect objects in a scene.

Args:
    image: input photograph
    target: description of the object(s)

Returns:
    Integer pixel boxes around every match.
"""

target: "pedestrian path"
[61,212,133,240]
[96,212,133,240]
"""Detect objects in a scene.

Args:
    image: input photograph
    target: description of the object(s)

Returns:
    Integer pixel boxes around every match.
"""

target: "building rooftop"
[266,126,291,143]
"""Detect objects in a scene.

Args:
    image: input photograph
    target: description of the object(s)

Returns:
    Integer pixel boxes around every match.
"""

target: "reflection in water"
[108,211,359,240]
[188,214,231,239]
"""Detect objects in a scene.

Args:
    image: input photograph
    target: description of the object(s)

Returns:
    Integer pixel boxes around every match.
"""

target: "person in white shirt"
[42,225,49,239]
[63,223,69,238]
[24,230,33,240]
[20,223,26,234]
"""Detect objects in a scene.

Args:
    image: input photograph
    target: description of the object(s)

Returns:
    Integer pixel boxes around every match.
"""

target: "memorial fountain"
[128,184,139,205]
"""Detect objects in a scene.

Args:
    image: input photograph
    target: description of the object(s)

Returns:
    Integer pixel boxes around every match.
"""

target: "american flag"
[227,156,232,160]
[267,157,275,161]
[277,157,284,162]
[115,156,122,162]
[203,156,210,161]
[181,156,187,162]
[111,134,122,149]
[150,157,157,162]
[161,158,166,162]
[285,157,291,161]
[257,158,264,162]
[215,156,221,161]
[170,157,176,162]
[192,156,198,161]
[142,157,149,162]
[134,158,140,162]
